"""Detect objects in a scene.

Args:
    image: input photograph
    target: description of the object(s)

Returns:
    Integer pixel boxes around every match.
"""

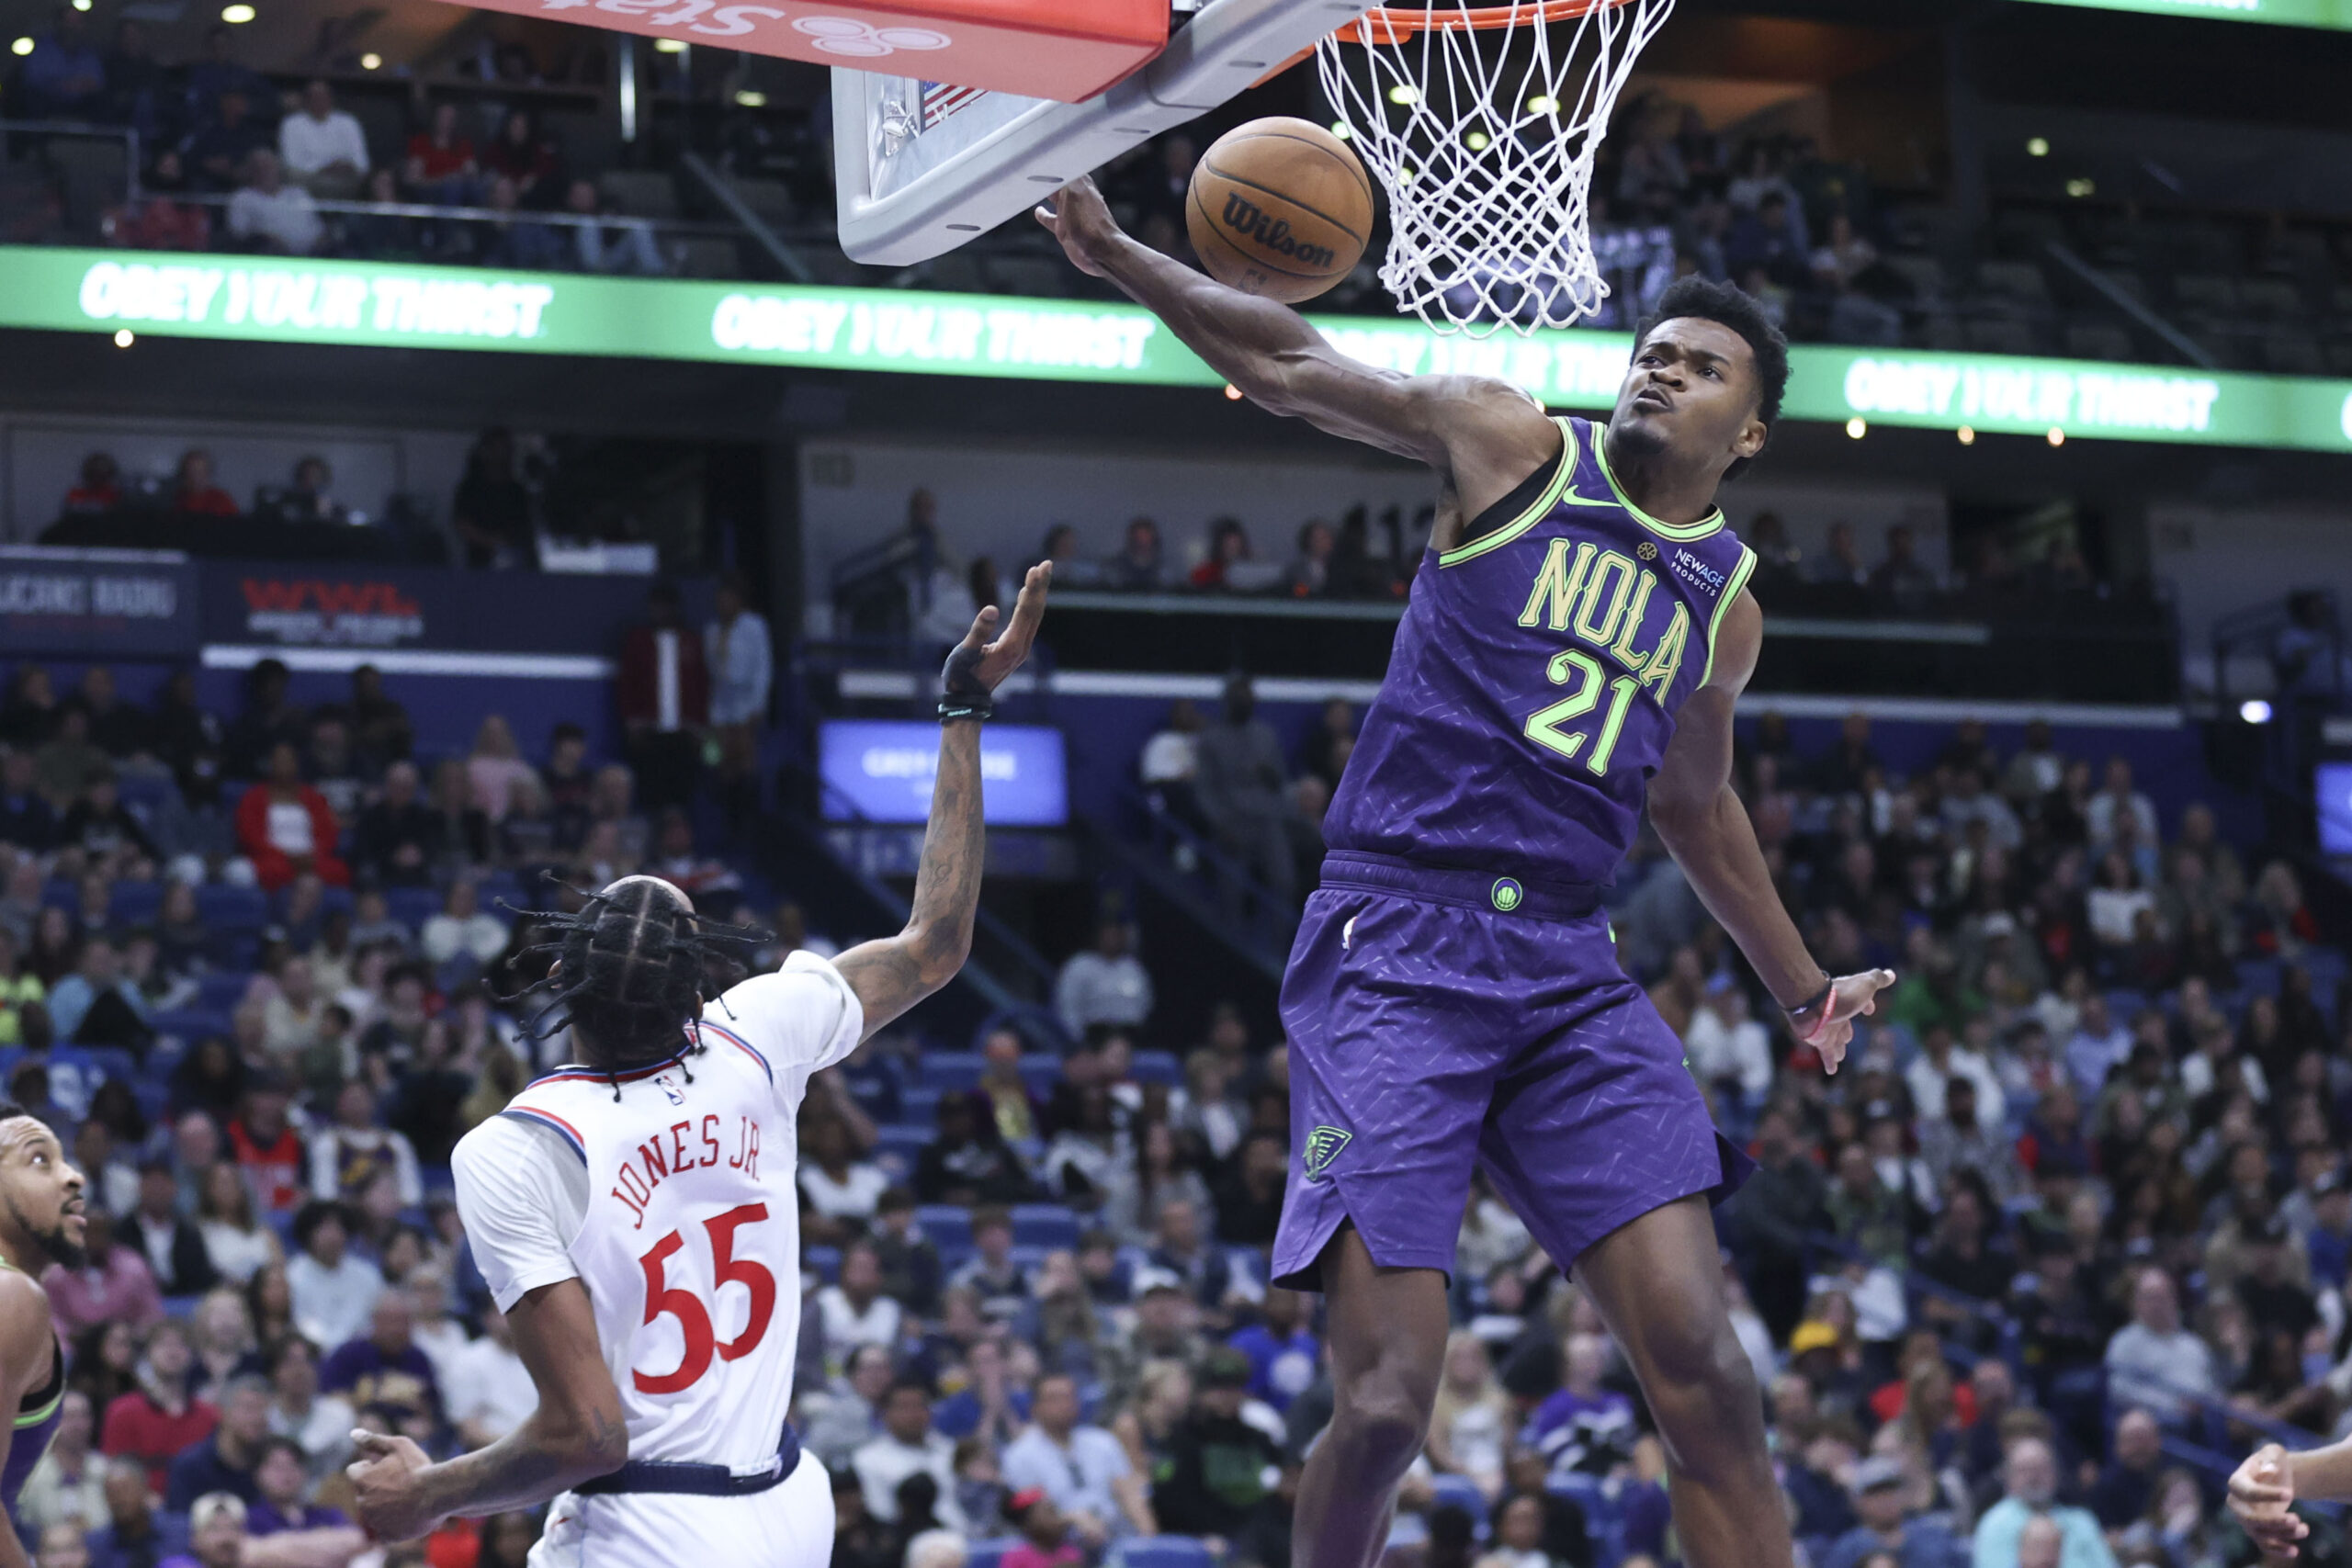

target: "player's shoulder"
[0,1264,51,1344]
[455,1096,584,1173]
[703,950,863,1070]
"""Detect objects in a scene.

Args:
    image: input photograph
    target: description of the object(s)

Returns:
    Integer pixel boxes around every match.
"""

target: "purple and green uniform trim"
[1272,417,1756,1288]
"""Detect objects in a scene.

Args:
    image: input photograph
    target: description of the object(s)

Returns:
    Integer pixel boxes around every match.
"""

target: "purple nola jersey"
[1323,415,1756,892]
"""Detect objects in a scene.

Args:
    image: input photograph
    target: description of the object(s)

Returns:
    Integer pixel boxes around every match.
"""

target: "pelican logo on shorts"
[1302,1125,1352,1183]
[1218,194,1339,270]
[1637,541,1658,561]
[1490,877,1524,912]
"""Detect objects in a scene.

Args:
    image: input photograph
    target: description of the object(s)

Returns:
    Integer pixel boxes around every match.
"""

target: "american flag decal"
[921,80,985,129]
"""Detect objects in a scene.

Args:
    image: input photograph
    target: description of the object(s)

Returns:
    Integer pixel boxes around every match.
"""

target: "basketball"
[1186,118,1375,305]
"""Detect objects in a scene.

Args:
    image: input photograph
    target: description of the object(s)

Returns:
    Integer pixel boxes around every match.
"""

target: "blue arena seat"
[195,884,268,931]
[108,880,162,927]
[151,1009,232,1045]
[917,1205,973,1250]
[40,879,76,912]
[919,1052,985,1092]
[1110,1540,1216,1568]
[966,1540,1022,1568]
[196,971,255,1010]
[1129,1050,1182,1086]
[386,886,444,931]
[873,1125,932,1172]
[898,1086,944,1126]
[801,1246,841,1284]
[1012,1204,1080,1250]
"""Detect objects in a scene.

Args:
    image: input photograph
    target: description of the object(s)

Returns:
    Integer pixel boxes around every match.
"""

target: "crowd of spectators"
[0,554,2343,1568]
[804,697,2352,1568]
[0,636,805,1567]
[6,12,674,273]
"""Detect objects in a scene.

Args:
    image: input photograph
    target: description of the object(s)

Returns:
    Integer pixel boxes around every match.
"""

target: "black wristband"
[938,694,993,724]
[1784,980,1834,1018]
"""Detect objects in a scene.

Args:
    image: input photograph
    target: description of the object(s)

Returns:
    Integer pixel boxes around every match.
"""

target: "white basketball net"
[1317,0,1677,337]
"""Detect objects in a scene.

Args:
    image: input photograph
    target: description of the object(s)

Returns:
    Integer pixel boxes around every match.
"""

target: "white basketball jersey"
[484,954,863,1474]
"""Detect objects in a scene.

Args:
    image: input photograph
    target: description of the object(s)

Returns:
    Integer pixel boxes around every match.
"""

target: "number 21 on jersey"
[636,1201,776,1394]
[1524,649,1637,775]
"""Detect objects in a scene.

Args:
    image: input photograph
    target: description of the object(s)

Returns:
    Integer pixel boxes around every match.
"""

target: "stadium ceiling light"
[2240,699,2274,725]
[2047,427,2066,446]
[1387,84,1419,106]
[1224,383,1244,400]
[220,4,255,21]
[1464,130,1490,151]
[1845,417,1867,439]
[1329,121,1351,141]
[71,0,91,11]
[733,89,767,107]
[2065,177,2096,198]
[2027,136,2050,157]
[653,38,686,52]
[9,38,32,56]
[112,329,133,347]
[360,52,381,70]
[1956,425,1976,446]
[1527,95,1560,115]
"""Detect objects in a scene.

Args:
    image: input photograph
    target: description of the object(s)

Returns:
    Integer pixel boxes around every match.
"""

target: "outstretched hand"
[944,562,1053,697]
[2230,1445,2308,1559]
[1789,968,1896,1076]
[1035,176,1123,277]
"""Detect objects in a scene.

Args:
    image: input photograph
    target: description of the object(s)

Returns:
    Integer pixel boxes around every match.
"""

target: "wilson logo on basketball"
[1219,193,1339,270]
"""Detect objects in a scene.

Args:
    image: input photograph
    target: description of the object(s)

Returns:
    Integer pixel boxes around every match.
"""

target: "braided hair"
[509,877,763,1099]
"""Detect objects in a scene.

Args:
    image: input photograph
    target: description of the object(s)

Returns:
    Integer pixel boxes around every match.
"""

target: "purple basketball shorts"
[1270,851,1755,1291]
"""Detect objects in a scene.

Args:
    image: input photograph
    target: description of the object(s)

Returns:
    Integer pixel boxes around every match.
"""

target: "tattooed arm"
[346,1278,627,1540]
[834,563,1052,1040]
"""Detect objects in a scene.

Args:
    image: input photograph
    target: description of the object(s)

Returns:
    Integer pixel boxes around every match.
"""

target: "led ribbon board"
[17,248,2352,452]
[2012,0,2352,28]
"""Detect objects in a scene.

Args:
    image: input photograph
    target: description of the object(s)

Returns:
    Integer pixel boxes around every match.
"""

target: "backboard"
[439,0,1169,102]
[834,0,1375,267]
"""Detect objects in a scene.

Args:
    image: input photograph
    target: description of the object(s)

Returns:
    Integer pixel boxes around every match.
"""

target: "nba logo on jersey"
[654,1073,686,1106]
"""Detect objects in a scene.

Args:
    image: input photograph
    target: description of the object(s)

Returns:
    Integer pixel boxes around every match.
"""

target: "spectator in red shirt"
[45,1209,164,1340]
[172,449,238,517]
[114,148,213,253]
[1188,518,1254,590]
[227,1071,305,1213]
[402,101,478,205]
[99,1318,218,1493]
[63,452,120,515]
[234,742,348,892]
[616,582,709,813]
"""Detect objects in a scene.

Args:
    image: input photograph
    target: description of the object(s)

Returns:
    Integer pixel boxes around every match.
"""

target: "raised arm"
[1645,591,1894,1072]
[832,563,1052,1039]
[1037,178,1555,524]
[345,1277,627,1540]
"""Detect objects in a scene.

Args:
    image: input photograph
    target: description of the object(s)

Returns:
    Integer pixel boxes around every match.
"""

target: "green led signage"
[2014,0,2352,28]
[10,247,2350,453]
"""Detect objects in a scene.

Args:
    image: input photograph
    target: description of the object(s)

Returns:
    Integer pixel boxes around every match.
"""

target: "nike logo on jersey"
[1562,483,1617,509]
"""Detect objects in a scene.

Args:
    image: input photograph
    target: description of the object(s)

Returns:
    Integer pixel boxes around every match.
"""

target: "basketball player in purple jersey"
[1041,175,1894,1568]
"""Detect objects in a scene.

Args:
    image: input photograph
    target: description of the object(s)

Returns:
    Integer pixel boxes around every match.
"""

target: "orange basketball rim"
[1264,0,1636,83]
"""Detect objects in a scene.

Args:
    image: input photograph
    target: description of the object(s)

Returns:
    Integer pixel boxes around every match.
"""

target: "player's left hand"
[346,1427,437,1542]
[943,562,1052,696]
[1789,968,1895,1076]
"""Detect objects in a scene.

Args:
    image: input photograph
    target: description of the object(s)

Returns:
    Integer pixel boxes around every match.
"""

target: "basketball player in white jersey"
[345,563,1053,1566]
